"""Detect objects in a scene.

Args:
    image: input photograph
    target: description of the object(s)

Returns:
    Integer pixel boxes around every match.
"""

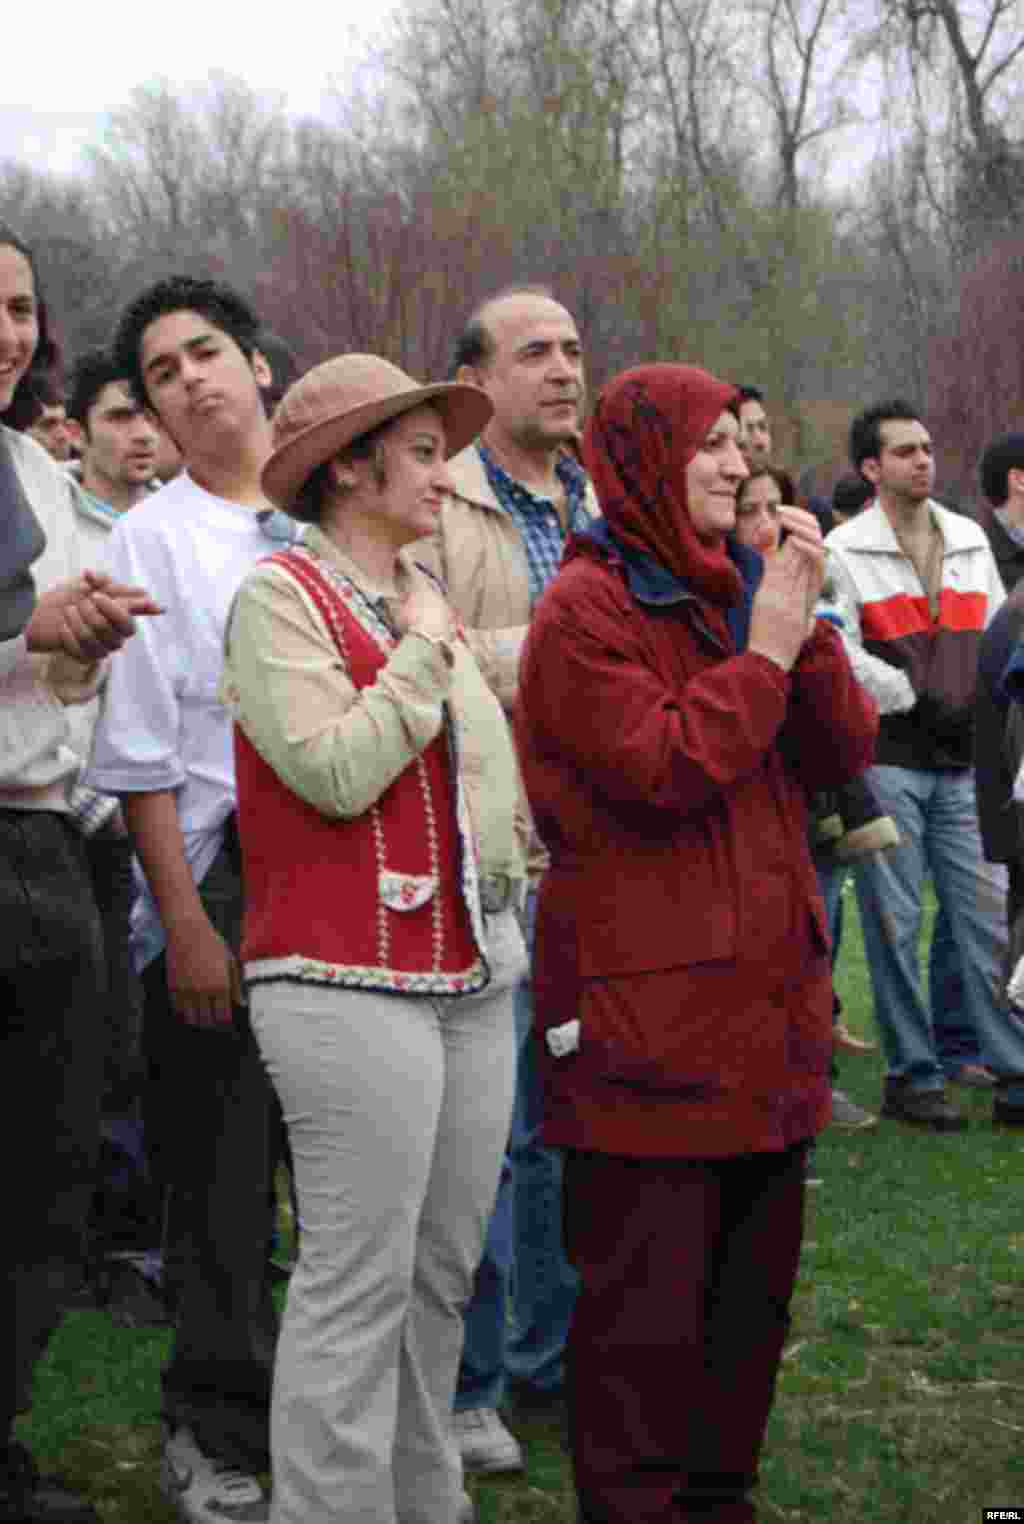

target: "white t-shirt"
[85,469,296,968]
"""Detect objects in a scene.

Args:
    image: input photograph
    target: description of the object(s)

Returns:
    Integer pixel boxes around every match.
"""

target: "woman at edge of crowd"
[220,353,527,1524]
[732,462,794,560]
[514,362,877,1524]
[0,223,158,1524]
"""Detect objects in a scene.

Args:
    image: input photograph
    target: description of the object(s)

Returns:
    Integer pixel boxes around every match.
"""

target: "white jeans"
[251,909,524,1524]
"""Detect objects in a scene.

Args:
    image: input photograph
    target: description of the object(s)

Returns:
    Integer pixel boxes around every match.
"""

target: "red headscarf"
[582,363,742,607]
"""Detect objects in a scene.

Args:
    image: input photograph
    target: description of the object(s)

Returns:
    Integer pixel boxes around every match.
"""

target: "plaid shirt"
[477,444,590,607]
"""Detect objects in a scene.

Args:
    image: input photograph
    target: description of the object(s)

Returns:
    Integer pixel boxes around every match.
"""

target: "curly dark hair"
[67,346,131,428]
[0,222,62,424]
[112,274,262,408]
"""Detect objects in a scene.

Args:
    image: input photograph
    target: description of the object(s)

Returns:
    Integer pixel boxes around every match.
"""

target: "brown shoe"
[833,1022,877,1055]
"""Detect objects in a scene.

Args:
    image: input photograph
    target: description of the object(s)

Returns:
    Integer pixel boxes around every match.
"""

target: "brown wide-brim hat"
[262,353,494,510]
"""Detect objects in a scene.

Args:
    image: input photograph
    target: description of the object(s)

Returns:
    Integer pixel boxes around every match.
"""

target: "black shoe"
[881,1079,966,1131]
[0,1441,99,1524]
[993,1092,1024,1127]
[96,1261,169,1329]
[502,1379,567,1418]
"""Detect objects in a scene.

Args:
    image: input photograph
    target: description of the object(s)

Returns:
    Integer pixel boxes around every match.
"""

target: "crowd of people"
[4,217,1024,1524]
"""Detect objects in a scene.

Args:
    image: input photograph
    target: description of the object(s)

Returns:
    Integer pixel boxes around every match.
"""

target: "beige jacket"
[417,443,600,878]
[0,428,103,809]
[418,444,600,711]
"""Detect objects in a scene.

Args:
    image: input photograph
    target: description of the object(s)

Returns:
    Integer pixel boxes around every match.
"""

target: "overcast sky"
[0,1,385,175]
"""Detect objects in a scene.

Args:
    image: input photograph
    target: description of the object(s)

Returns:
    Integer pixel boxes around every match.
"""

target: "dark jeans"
[564,1144,806,1524]
[0,811,105,1434]
[141,825,279,1471]
[86,823,145,1112]
[84,825,162,1262]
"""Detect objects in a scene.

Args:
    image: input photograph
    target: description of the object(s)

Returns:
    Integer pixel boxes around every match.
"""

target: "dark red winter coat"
[514,363,878,1159]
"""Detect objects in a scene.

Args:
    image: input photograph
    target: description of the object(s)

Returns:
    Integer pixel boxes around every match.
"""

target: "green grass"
[18,885,1024,1521]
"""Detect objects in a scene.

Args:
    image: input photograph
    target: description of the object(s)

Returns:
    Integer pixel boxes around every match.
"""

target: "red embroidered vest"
[235,546,488,995]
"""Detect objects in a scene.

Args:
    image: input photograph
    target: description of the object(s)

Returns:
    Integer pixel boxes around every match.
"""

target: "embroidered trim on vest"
[245,953,484,995]
[260,545,489,987]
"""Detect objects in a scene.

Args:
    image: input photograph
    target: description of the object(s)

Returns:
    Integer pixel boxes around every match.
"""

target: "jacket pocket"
[379,869,437,912]
[577,966,780,1098]
[572,845,736,976]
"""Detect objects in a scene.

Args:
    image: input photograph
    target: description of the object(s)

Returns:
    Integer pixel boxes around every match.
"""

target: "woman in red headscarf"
[514,363,877,1524]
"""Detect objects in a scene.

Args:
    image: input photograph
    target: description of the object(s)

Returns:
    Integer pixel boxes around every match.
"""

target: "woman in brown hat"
[221,354,527,1524]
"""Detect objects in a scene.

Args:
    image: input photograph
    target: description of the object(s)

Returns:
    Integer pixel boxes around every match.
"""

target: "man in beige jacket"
[422,285,599,1475]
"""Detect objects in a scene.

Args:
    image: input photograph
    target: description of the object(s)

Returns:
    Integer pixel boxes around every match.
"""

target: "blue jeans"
[819,851,980,1071]
[455,891,578,1409]
[852,766,1024,1101]
[928,903,982,1072]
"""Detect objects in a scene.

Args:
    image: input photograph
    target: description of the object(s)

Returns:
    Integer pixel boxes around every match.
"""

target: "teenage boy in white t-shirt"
[86,277,297,1524]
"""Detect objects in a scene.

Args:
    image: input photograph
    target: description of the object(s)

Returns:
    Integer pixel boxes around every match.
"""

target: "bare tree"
[760,0,858,212]
[0,161,123,357]
[868,0,1024,251]
[929,238,1024,501]
[651,0,746,235]
[903,0,1024,165]
[86,74,290,258]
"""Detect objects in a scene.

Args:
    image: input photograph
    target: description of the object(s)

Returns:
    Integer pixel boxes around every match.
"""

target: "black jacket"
[974,500,1024,594]
[973,582,1024,865]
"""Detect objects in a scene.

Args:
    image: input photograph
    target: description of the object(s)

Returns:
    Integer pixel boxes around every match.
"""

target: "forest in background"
[5,0,1024,501]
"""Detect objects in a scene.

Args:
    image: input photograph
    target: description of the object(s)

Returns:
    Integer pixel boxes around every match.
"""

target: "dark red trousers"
[563,1142,806,1524]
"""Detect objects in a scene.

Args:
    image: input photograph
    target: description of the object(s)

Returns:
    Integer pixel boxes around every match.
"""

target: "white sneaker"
[160,1427,268,1523]
[451,1407,524,1474]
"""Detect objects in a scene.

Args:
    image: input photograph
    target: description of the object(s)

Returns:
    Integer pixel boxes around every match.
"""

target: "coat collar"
[827,498,985,555]
[445,441,601,520]
[445,442,503,513]
[578,517,762,606]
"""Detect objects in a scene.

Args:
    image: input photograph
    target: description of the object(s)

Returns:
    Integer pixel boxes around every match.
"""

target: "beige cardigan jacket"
[419,444,600,712]
[222,527,525,885]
